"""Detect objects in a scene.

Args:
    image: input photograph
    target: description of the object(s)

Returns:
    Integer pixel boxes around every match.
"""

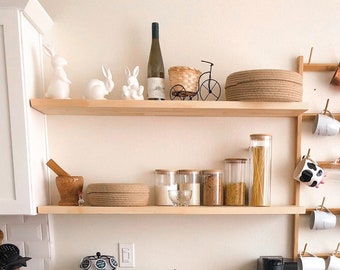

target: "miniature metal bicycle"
[170,60,221,101]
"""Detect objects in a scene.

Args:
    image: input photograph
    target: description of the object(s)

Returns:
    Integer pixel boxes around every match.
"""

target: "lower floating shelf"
[37,205,305,215]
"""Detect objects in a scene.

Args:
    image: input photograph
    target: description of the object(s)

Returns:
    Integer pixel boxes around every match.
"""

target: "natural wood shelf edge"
[30,99,309,117]
[37,205,306,215]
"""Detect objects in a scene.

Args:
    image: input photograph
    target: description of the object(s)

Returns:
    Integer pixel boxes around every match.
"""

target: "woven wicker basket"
[86,183,149,207]
[168,66,201,94]
[225,69,303,102]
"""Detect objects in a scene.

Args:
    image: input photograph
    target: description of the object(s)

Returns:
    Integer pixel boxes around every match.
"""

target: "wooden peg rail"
[303,63,338,72]
[317,160,340,169]
[294,55,339,260]
[300,243,340,259]
[305,208,340,215]
[297,56,338,73]
[302,113,340,121]
[310,253,340,259]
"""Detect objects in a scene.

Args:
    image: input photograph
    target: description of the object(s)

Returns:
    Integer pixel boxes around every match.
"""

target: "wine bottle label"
[147,78,165,99]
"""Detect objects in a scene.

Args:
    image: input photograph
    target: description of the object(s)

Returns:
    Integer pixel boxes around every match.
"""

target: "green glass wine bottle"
[147,22,165,100]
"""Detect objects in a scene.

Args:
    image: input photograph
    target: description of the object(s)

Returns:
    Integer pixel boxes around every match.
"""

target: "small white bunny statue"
[122,66,144,100]
[84,66,114,99]
[43,44,71,99]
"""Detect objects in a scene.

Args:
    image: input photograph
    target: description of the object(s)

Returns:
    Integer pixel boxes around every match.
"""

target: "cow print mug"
[293,157,326,188]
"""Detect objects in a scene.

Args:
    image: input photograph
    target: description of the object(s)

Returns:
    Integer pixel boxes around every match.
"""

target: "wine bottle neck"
[152,22,159,39]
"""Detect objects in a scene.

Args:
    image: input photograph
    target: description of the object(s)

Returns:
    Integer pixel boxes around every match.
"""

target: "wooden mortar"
[56,176,84,206]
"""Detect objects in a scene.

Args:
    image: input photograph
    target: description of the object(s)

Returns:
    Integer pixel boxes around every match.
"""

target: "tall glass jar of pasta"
[249,134,272,206]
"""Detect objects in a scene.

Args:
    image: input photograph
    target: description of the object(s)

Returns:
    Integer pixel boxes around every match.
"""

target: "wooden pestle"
[46,159,71,176]
[0,229,3,245]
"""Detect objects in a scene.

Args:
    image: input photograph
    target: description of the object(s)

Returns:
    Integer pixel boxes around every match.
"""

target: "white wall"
[36,0,340,269]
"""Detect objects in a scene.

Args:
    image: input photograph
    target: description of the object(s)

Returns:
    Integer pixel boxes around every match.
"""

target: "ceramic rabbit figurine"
[84,66,114,99]
[122,66,144,100]
[43,44,71,99]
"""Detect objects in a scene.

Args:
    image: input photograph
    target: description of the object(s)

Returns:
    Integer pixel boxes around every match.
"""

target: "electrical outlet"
[118,243,135,268]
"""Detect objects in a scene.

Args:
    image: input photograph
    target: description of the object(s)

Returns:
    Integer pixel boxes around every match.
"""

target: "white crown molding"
[0,0,53,33]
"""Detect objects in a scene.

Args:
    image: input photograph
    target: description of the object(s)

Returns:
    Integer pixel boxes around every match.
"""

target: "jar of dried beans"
[202,170,224,206]
[249,134,272,206]
[177,170,201,205]
[154,169,177,205]
[224,158,247,206]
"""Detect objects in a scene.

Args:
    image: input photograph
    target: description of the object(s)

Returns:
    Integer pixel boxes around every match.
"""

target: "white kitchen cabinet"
[0,0,52,214]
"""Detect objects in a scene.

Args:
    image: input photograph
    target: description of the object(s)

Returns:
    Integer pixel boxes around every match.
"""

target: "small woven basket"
[86,183,149,207]
[168,66,201,94]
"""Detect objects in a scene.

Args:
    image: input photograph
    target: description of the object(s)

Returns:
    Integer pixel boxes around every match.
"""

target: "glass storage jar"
[177,170,201,205]
[224,158,247,206]
[154,169,177,205]
[202,170,224,206]
[249,134,272,206]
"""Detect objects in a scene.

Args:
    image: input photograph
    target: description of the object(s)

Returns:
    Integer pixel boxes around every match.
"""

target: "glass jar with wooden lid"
[177,170,201,205]
[224,158,247,206]
[202,170,224,206]
[249,134,272,206]
[154,169,177,206]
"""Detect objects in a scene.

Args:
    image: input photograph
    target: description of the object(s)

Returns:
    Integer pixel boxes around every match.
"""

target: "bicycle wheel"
[170,84,186,100]
[170,84,199,100]
[199,79,221,101]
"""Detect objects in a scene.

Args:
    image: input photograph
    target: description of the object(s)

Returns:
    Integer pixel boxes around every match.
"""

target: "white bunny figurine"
[84,66,114,100]
[122,66,144,100]
[43,44,71,99]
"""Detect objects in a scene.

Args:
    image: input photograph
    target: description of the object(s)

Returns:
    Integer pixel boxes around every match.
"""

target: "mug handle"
[321,109,335,119]
[315,205,332,214]
[299,251,317,258]
[331,250,340,257]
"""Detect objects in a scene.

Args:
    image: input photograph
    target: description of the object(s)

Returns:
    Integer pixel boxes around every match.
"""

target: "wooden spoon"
[46,159,71,176]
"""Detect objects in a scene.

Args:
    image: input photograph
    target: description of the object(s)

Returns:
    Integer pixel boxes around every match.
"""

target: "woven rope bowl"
[86,183,149,207]
[168,66,201,94]
[225,69,303,102]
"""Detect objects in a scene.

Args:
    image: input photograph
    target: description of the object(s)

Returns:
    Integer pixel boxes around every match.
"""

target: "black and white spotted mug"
[293,157,326,188]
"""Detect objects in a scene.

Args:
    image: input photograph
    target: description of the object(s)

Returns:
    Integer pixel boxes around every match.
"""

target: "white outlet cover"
[119,243,135,268]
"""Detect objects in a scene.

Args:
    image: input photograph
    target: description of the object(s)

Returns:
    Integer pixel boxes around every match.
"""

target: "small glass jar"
[154,169,177,205]
[177,170,201,205]
[202,170,224,206]
[224,158,247,206]
[249,134,272,206]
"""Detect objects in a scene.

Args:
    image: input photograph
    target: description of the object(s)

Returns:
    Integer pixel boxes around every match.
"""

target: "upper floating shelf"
[37,205,306,215]
[30,99,308,117]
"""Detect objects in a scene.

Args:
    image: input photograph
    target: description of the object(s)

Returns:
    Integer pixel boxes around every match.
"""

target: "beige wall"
[38,0,340,269]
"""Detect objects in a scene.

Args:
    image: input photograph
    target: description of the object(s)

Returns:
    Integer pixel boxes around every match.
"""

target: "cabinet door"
[0,9,48,214]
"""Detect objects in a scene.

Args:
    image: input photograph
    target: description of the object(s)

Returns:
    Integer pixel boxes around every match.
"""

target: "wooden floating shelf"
[30,99,309,117]
[37,205,305,215]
